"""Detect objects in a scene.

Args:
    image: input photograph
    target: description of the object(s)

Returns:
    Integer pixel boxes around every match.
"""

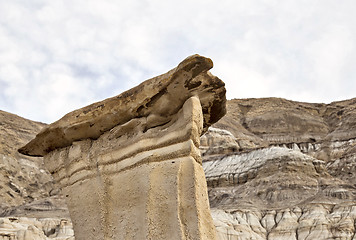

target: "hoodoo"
[19,55,226,240]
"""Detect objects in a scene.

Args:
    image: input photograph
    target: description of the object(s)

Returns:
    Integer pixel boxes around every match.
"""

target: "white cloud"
[306,25,354,95]
[0,0,356,123]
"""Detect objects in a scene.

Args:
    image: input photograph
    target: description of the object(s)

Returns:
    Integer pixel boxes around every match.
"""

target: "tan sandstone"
[19,55,226,240]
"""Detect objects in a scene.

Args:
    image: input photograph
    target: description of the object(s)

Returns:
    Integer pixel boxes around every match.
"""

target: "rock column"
[19,55,226,240]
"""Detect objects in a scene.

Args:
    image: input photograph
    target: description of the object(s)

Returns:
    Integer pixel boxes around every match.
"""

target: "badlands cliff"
[1,96,356,239]
[0,111,73,239]
[202,97,356,239]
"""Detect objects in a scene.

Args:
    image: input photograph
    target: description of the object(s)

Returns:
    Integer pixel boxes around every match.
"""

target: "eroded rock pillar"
[19,55,226,240]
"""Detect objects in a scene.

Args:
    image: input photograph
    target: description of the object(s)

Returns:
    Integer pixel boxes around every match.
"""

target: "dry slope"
[0,110,52,210]
[0,111,73,239]
[1,96,356,240]
[202,97,356,240]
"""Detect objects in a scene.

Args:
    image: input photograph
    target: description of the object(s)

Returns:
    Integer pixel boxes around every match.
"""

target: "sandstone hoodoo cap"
[19,54,226,157]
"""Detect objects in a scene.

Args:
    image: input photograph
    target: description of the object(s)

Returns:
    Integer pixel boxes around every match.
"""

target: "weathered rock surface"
[2,78,356,239]
[212,205,356,240]
[213,97,356,156]
[0,111,73,239]
[20,55,226,240]
[19,55,226,157]
[202,97,356,240]
[0,111,59,210]
[0,217,74,240]
[209,97,356,186]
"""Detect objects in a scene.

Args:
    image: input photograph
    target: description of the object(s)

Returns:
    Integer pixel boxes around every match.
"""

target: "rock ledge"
[19,54,226,157]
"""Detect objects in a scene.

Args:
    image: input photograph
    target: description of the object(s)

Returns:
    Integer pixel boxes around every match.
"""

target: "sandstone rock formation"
[202,97,356,240]
[19,55,225,157]
[19,55,226,240]
[0,217,74,240]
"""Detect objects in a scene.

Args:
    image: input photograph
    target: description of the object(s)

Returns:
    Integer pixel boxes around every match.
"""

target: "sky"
[0,0,355,123]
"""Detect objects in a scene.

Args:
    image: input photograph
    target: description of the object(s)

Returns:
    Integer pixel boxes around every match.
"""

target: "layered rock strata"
[1,96,356,239]
[0,111,72,239]
[19,55,225,157]
[0,217,74,240]
[201,97,356,240]
[19,55,226,240]
[204,146,356,240]
[0,111,59,211]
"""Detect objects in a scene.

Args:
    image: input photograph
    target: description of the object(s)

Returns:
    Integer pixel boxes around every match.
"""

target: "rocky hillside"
[0,111,73,239]
[201,97,356,239]
[0,110,53,209]
[0,97,355,239]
